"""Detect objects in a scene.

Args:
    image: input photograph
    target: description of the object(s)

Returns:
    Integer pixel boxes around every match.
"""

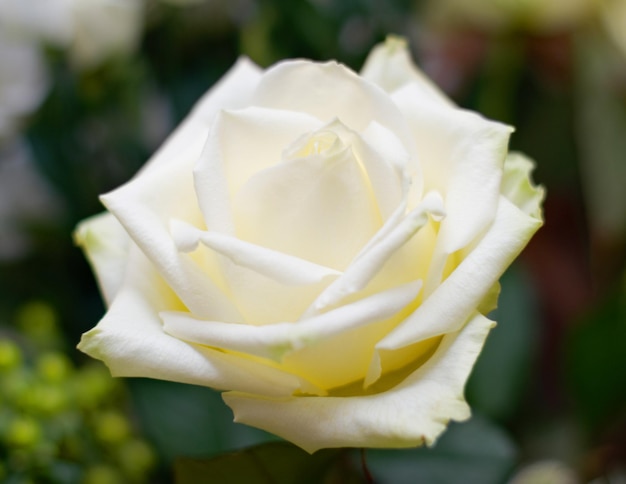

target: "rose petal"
[360,36,453,107]
[501,152,545,219]
[393,84,512,255]
[234,130,382,271]
[74,212,129,306]
[101,158,242,322]
[222,312,494,453]
[170,219,341,286]
[98,58,266,321]
[161,281,419,363]
[77,244,313,397]
[193,107,322,234]
[337,121,407,221]
[251,59,418,175]
[365,195,542,385]
[304,191,445,316]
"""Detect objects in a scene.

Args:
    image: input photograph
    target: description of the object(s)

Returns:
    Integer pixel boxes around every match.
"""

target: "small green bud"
[26,384,68,415]
[93,411,130,444]
[5,416,41,447]
[73,363,117,409]
[36,352,72,383]
[118,439,156,478]
[1,368,34,403]
[16,301,58,338]
[83,465,124,484]
[0,339,22,372]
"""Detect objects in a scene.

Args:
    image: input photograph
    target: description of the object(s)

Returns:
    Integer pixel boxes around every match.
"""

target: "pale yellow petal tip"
[73,212,111,249]
[76,328,102,357]
[502,152,545,222]
[382,35,409,54]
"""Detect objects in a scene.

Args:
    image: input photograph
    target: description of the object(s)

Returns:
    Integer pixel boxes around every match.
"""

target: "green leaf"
[127,379,277,463]
[466,265,540,421]
[366,414,517,484]
[566,288,626,432]
[174,442,361,484]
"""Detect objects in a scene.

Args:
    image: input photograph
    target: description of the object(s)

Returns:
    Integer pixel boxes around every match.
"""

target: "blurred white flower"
[0,32,48,139]
[0,0,73,44]
[0,140,63,260]
[68,0,144,68]
[0,0,144,70]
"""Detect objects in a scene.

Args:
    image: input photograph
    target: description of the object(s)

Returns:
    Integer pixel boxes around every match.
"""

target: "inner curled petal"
[234,124,382,271]
[283,128,346,160]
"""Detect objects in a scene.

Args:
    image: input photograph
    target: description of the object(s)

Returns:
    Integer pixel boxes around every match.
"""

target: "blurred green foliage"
[0,302,156,483]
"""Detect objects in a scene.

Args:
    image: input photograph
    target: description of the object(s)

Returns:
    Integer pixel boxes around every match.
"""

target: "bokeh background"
[1,0,625,482]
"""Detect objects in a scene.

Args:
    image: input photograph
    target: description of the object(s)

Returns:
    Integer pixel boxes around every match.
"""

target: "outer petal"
[501,152,545,219]
[393,86,513,255]
[366,193,542,385]
[74,212,129,306]
[223,312,494,453]
[98,59,263,321]
[101,156,242,322]
[160,281,420,363]
[360,36,453,106]
[78,243,319,397]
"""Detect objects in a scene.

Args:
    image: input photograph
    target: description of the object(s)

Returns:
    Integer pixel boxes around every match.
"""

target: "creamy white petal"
[393,84,512,255]
[77,244,308,397]
[234,141,381,271]
[101,159,242,322]
[170,219,341,285]
[360,36,453,107]
[95,57,269,320]
[74,212,129,306]
[193,107,322,234]
[251,59,418,169]
[304,191,444,316]
[340,121,407,220]
[367,196,542,387]
[501,152,545,219]
[223,312,494,453]
[161,281,420,362]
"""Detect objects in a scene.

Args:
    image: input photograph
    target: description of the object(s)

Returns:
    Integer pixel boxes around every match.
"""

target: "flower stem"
[360,448,375,483]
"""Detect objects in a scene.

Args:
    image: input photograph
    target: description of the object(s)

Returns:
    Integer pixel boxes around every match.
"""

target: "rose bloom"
[76,37,543,452]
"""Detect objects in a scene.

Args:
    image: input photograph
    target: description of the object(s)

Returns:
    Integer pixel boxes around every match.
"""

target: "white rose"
[67,0,144,68]
[0,0,144,69]
[0,32,48,138]
[76,37,543,452]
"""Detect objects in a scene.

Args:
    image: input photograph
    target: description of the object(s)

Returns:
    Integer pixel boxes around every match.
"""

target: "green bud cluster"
[0,301,156,483]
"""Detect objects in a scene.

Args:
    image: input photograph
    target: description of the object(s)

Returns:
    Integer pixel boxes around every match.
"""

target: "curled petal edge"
[223,311,495,453]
